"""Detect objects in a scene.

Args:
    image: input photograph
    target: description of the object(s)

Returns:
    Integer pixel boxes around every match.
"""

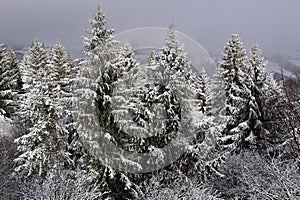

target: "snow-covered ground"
[289,59,300,67]
[0,115,13,137]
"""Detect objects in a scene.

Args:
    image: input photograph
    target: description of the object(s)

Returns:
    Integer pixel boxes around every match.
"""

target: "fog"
[0,0,299,54]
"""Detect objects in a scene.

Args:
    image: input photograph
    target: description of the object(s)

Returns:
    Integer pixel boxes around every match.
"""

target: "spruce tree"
[247,44,270,149]
[107,42,143,149]
[74,3,118,163]
[73,5,140,198]
[15,40,75,178]
[154,23,193,146]
[19,39,48,130]
[0,44,6,117]
[0,45,22,119]
[141,24,226,179]
[218,34,252,151]
[193,70,212,114]
[48,41,78,168]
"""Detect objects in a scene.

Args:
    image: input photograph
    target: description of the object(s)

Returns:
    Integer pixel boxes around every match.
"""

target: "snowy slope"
[266,61,294,77]
[289,59,300,67]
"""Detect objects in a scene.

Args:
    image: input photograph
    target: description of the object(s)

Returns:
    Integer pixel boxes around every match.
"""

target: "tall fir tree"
[73,4,118,167]
[15,40,77,178]
[0,45,22,119]
[106,42,143,151]
[19,39,48,130]
[73,5,140,199]
[193,70,212,114]
[218,34,253,151]
[0,44,6,117]
[247,44,270,150]
[154,23,193,145]
[47,41,79,168]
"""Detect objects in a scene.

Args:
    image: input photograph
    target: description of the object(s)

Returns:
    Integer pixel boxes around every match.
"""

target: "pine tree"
[73,4,118,166]
[21,40,48,90]
[218,34,252,151]
[74,4,118,141]
[73,5,140,198]
[0,45,22,118]
[262,73,286,153]
[247,44,270,149]
[15,40,73,178]
[138,24,226,179]
[19,39,48,130]
[48,41,78,168]
[14,92,64,177]
[82,3,117,79]
[108,42,143,150]
[177,70,227,180]
[193,70,212,114]
[153,23,193,147]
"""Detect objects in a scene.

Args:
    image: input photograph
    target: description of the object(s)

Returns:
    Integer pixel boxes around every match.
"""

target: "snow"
[289,59,300,67]
[0,115,13,137]
[266,61,293,76]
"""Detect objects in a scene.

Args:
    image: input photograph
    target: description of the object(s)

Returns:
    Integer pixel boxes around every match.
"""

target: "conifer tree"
[0,45,22,118]
[247,44,270,149]
[73,5,140,198]
[73,4,117,165]
[193,70,212,114]
[75,4,118,140]
[82,3,117,79]
[0,44,6,117]
[15,40,73,178]
[218,34,252,151]
[153,23,193,146]
[107,42,142,148]
[48,41,79,168]
[140,24,226,179]
[19,39,48,129]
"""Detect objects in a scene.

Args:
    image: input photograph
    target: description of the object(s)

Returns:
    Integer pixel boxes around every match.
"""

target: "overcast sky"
[0,0,299,54]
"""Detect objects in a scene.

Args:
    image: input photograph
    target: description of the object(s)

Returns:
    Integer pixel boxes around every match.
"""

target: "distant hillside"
[13,46,83,61]
[266,52,300,78]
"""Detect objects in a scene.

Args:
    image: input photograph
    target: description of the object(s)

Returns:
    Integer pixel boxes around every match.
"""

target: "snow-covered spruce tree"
[0,46,22,119]
[76,3,118,140]
[152,23,194,148]
[106,42,143,151]
[137,24,226,180]
[247,44,271,150]
[73,3,117,171]
[95,42,143,199]
[218,34,253,152]
[73,5,140,199]
[82,3,117,78]
[193,69,212,114]
[178,69,227,181]
[0,44,9,117]
[14,40,73,178]
[18,39,48,133]
[47,41,80,169]
[264,73,300,157]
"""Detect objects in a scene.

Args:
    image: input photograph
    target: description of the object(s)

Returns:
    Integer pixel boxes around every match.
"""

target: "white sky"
[0,0,299,54]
